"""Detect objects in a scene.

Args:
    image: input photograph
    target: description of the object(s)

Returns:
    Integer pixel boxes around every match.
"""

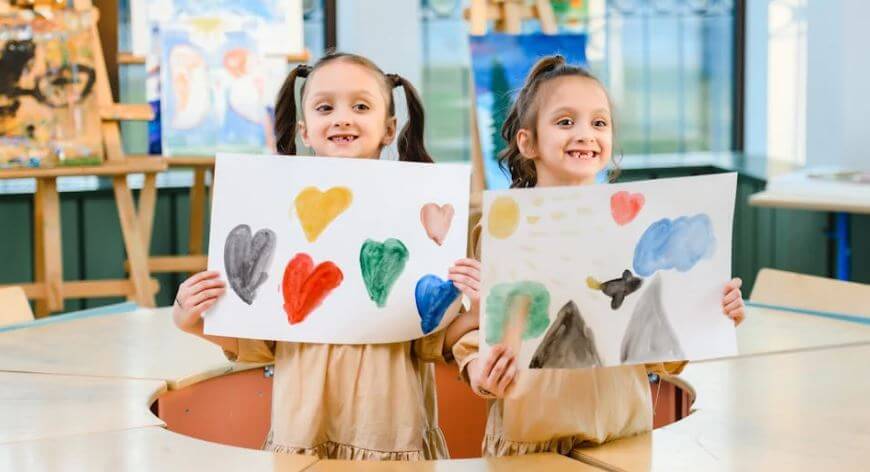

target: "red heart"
[610,191,645,226]
[281,253,343,325]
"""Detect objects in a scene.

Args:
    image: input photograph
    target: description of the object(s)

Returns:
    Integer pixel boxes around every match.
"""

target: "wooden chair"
[750,268,870,318]
[0,286,34,328]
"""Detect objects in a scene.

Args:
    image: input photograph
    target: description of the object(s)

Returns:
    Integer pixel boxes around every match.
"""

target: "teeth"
[330,136,356,143]
[568,151,596,160]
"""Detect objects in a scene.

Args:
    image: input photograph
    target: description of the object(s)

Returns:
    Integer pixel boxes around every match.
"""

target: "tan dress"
[226,332,450,460]
[453,330,685,456]
[456,223,686,456]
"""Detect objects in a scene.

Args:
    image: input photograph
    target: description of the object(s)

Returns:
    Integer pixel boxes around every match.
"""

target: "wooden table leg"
[35,178,64,315]
[188,168,207,256]
[33,180,47,317]
[138,172,158,253]
[112,176,156,307]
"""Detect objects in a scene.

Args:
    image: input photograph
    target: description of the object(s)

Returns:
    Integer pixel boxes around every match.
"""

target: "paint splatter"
[224,224,276,305]
[360,238,409,307]
[294,186,353,242]
[620,274,685,363]
[529,301,602,369]
[485,281,550,345]
[420,203,455,246]
[281,253,343,325]
[587,269,643,310]
[526,216,541,224]
[415,275,460,334]
[488,196,520,239]
[610,191,645,225]
[633,214,716,277]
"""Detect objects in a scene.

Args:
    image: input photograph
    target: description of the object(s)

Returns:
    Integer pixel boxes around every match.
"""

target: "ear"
[381,116,398,146]
[297,120,309,147]
[517,128,538,159]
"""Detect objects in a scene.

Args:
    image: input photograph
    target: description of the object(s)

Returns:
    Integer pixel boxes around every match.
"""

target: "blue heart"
[415,274,460,334]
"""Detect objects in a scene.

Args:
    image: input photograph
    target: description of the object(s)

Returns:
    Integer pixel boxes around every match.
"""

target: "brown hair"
[274,51,433,163]
[498,55,620,187]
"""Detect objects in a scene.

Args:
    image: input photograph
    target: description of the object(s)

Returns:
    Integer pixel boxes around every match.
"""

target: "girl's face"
[517,76,613,187]
[298,61,397,159]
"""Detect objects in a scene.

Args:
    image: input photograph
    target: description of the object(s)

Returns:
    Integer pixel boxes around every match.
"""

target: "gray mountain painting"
[620,274,685,363]
[529,300,602,369]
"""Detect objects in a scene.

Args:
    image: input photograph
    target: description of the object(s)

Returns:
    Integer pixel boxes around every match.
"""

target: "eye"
[556,118,574,127]
[593,119,608,128]
[352,103,371,112]
[314,103,333,113]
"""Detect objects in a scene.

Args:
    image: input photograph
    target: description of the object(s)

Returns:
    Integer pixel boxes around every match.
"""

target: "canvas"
[479,173,738,370]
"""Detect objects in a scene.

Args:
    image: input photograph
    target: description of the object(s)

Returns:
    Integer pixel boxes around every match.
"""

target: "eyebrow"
[308,90,379,102]
[548,107,611,117]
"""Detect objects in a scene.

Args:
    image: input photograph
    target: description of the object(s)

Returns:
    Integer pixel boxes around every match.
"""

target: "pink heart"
[611,191,645,226]
[420,203,455,246]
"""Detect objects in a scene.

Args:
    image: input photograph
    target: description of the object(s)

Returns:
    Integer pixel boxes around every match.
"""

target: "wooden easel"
[0,1,166,316]
[464,0,557,206]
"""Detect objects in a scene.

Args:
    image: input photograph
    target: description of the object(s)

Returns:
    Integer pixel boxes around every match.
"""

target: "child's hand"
[466,344,517,399]
[722,277,745,326]
[172,271,226,333]
[448,258,481,313]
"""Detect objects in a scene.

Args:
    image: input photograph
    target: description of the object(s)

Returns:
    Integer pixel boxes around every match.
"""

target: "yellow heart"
[294,186,353,242]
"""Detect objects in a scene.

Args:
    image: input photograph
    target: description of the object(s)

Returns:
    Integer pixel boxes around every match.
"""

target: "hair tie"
[295,64,312,77]
[386,73,402,88]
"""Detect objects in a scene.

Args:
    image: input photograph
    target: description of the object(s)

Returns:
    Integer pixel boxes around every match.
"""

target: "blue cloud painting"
[633,214,716,277]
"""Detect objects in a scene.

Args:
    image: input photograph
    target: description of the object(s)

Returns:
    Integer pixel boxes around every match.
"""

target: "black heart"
[224,224,276,305]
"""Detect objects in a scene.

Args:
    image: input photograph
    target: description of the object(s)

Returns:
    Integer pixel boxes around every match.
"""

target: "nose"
[574,134,594,145]
[573,122,595,144]
[331,111,352,128]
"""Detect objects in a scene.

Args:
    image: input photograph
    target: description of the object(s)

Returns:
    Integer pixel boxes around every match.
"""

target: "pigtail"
[497,101,536,188]
[387,73,434,163]
[274,64,311,155]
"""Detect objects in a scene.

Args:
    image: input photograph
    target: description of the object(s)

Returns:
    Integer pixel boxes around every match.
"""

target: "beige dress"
[453,330,685,456]
[455,223,686,456]
[226,332,450,460]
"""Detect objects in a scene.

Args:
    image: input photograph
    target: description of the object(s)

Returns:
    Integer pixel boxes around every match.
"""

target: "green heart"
[360,238,410,307]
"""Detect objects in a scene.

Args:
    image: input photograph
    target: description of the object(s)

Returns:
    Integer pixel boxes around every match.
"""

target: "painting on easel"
[0,9,103,168]
[141,0,303,156]
[469,33,587,189]
[158,21,274,156]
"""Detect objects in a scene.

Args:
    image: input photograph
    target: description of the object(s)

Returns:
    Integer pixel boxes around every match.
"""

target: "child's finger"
[723,277,742,294]
[187,289,224,308]
[723,299,743,314]
[497,362,517,394]
[487,354,512,386]
[482,345,505,375]
[194,299,217,317]
[721,289,740,305]
[448,274,480,291]
[448,266,481,280]
[459,287,479,301]
[453,258,481,269]
[734,313,745,326]
[183,271,220,289]
[191,279,226,295]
